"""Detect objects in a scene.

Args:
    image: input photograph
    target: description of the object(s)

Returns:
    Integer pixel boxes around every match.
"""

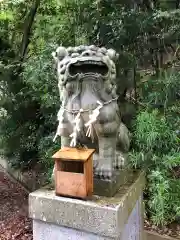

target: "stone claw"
[94,165,113,180]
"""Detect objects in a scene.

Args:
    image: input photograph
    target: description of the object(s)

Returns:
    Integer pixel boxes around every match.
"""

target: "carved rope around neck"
[63,97,118,114]
[53,97,118,146]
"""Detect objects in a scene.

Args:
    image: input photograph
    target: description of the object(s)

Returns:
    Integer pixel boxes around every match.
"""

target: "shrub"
[129,71,180,225]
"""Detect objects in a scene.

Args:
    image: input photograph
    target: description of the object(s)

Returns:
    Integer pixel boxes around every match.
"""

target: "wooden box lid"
[52,147,95,162]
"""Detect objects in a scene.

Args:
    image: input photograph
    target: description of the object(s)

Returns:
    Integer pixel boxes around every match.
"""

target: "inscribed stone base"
[94,169,134,197]
[29,171,145,240]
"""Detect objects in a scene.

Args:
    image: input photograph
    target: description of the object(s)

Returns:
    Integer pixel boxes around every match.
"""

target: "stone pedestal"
[29,171,145,240]
[94,169,134,197]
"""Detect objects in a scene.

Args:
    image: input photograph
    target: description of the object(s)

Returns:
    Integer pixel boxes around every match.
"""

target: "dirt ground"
[145,219,180,239]
[0,166,32,240]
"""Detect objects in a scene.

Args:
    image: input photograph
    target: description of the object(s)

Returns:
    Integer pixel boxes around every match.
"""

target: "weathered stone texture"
[29,171,145,240]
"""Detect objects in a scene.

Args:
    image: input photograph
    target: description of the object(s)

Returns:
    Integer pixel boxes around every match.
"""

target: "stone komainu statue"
[52,45,131,179]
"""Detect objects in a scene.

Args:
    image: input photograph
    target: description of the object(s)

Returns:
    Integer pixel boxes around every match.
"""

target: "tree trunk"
[20,0,40,61]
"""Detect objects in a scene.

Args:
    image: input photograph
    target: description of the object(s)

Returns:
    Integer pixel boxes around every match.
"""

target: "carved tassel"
[85,101,103,139]
[53,107,65,142]
[70,109,83,147]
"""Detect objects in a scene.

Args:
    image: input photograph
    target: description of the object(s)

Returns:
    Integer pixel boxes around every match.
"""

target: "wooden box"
[52,147,95,199]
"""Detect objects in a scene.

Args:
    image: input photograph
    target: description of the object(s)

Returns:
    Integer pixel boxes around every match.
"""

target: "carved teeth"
[74,61,106,66]
[53,45,118,82]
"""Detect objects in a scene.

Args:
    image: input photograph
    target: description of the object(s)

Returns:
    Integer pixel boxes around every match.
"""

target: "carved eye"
[91,51,97,56]
[81,50,92,56]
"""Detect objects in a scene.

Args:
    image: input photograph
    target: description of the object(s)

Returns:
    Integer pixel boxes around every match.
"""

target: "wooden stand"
[52,147,95,199]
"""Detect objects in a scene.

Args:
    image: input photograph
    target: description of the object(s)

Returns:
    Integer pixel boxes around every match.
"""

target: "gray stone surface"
[121,196,143,240]
[52,45,131,179]
[32,195,143,240]
[94,169,133,197]
[33,220,112,240]
[29,171,145,239]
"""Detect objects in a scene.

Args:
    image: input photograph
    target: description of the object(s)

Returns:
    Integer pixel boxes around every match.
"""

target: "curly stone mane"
[52,45,119,106]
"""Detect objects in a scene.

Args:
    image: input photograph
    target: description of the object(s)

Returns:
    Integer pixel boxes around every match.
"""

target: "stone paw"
[94,165,113,180]
[114,152,125,169]
[113,163,123,170]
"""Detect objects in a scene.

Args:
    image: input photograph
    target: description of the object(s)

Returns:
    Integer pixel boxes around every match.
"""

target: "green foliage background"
[0,0,180,225]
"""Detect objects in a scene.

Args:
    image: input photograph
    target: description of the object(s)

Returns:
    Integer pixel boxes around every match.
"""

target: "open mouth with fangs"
[68,60,109,77]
